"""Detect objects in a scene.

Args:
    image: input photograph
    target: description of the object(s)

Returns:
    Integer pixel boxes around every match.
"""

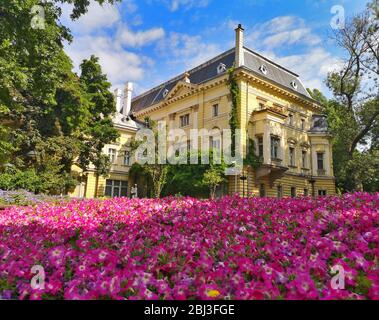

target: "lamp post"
[308,175,316,198]
[240,170,247,197]
[231,160,238,195]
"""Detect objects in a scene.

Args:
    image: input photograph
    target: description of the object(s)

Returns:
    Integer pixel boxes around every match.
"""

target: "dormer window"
[163,89,169,97]
[217,63,227,74]
[259,65,268,75]
[290,81,298,90]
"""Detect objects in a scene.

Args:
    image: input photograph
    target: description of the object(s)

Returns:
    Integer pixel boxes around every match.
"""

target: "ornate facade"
[71,25,335,199]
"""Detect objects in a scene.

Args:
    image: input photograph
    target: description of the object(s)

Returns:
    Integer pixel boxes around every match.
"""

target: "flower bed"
[0,193,378,300]
[0,189,70,207]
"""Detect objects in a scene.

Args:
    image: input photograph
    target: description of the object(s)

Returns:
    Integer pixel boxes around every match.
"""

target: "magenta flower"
[0,193,377,300]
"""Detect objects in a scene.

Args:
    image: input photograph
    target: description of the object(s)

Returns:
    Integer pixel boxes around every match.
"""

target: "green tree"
[77,56,119,196]
[202,165,226,199]
[309,1,379,192]
[162,150,226,198]
[0,0,120,194]
[130,119,168,199]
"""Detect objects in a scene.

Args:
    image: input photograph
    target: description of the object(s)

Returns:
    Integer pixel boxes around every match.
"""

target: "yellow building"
[72,24,335,199]
[70,83,144,199]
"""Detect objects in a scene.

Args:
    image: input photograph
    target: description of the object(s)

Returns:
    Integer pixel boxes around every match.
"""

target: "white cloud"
[123,0,138,13]
[116,25,165,47]
[264,28,321,47]
[263,48,342,90]
[245,16,321,49]
[65,35,147,90]
[241,16,341,92]
[152,0,210,12]
[157,32,222,70]
[60,1,164,91]
[60,2,121,34]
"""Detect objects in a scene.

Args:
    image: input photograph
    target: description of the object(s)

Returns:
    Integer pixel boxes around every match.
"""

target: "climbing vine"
[244,139,263,170]
[227,67,240,157]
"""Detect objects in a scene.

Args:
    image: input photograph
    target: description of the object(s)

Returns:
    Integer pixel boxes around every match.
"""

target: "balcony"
[256,104,287,117]
[271,158,283,166]
[301,168,311,175]
[317,169,326,176]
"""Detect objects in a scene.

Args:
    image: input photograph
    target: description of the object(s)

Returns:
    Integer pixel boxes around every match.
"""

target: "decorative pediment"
[287,137,297,145]
[164,81,199,101]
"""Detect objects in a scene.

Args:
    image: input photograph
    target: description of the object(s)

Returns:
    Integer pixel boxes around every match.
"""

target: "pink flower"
[0,192,377,300]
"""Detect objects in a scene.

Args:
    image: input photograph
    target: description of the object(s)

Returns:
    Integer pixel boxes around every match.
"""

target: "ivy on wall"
[244,139,262,170]
[227,67,240,157]
[227,68,261,170]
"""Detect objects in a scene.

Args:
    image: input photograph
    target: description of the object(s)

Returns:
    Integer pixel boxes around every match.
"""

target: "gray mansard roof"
[131,47,312,113]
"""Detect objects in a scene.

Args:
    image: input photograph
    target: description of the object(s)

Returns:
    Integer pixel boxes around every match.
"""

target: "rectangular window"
[105,180,128,198]
[301,119,305,130]
[270,136,280,159]
[304,188,309,197]
[288,114,294,126]
[259,184,266,198]
[124,151,131,166]
[318,190,327,197]
[210,136,221,152]
[302,150,307,168]
[289,147,295,167]
[180,114,190,127]
[291,187,296,198]
[317,152,325,170]
[212,104,219,117]
[258,137,264,158]
[108,148,117,164]
[277,185,283,198]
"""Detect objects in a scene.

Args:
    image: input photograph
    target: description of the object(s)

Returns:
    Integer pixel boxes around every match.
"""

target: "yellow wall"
[70,126,136,199]
[72,68,336,199]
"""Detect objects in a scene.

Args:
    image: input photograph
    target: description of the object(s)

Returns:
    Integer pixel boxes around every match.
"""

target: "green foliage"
[307,3,378,192]
[0,1,119,194]
[244,139,262,170]
[202,164,227,199]
[307,90,379,192]
[162,150,227,198]
[227,67,240,157]
[0,167,66,195]
[130,119,168,198]
[77,55,119,176]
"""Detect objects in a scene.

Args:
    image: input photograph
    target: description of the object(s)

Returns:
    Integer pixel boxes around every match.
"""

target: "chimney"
[235,24,245,67]
[123,81,134,116]
[114,88,123,114]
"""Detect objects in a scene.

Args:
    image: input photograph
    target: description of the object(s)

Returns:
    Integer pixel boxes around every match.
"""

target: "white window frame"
[180,114,190,127]
[289,147,296,167]
[124,150,131,166]
[105,180,128,198]
[212,104,219,117]
[302,150,307,168]
[108,148,117,164]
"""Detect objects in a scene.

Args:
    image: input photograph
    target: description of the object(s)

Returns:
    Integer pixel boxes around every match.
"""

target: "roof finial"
[183,71,191,83]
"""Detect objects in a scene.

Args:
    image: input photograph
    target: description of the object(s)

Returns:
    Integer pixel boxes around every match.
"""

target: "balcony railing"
[301,168,310,175]
[271,158,283,166]
[317,169,326,176]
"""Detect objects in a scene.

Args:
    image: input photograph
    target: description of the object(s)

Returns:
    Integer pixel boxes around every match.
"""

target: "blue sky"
[61,0,370,97]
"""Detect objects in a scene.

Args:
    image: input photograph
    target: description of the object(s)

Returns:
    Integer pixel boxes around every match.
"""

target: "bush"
[0,167,77,195]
